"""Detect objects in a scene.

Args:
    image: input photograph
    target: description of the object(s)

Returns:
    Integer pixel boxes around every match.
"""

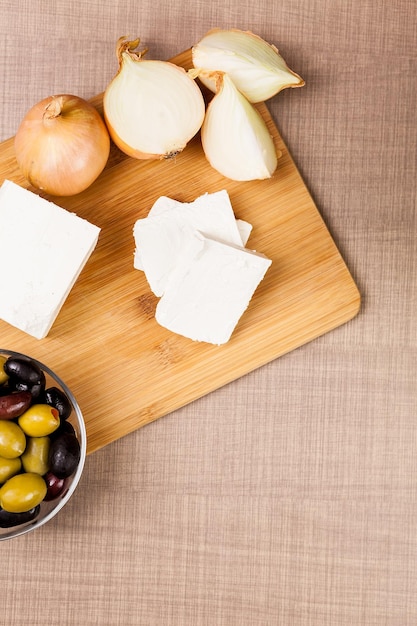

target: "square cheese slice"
[147,195,253,244]
[146,194,252,243]
[133,190,249,296]
[134,193,252,270]
[155,231,272,345]
[0,180,100,339]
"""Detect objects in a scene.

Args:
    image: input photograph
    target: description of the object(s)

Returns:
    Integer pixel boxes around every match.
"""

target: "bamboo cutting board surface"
[0,49,360,454]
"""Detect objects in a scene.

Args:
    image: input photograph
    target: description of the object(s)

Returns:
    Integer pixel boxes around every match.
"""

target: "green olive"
[21,436,50,475]
[0,356,8,386]
[0,473,47,513]
[0,455,22,484]
[18,404,60,437]
[0,421,26,459]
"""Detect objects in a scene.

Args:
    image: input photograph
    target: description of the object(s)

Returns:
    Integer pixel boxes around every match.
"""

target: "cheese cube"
[133,190,248,295]
[155,231,272,345]
[0,180,100,339]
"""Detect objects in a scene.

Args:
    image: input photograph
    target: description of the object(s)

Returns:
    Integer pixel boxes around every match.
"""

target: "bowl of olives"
[0,349,86,540]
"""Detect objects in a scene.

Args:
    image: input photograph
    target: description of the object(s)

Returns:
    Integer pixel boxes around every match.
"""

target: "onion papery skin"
[201,73,278,182]
[14,95,111,197]
[192,28,305,103]
[103,38,206,160]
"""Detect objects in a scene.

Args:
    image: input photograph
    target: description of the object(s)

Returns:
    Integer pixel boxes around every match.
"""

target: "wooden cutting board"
[0,49,360,454]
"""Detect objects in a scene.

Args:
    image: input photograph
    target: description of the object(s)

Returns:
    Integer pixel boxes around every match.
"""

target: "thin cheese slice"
[133,190,249,294]
[143,193,252,251]
[155,231,272,345]
[0,180,100,339]
[147,195,252,244]
[235,218,253,247]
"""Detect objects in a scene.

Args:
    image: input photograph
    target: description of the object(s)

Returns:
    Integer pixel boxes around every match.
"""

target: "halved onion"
[103,37,206,160]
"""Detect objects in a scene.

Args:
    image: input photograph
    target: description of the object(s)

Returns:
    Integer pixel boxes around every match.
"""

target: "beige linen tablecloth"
[1,1,416,624]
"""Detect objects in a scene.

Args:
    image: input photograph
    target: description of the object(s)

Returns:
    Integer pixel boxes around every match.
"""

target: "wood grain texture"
[0,49,360,454]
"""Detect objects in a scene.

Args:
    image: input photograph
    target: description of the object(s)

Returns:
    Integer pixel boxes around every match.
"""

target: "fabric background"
[1,1,416,624]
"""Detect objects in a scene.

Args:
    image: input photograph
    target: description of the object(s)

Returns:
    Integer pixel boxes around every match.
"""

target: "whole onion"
[14,94,110,196]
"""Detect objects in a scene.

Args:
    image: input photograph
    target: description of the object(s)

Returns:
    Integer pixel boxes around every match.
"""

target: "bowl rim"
[0,349,87,540]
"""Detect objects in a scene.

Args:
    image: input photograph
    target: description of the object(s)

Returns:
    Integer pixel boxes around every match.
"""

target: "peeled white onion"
[200,72,278,181]
[192,28,304,103]
[103,37,206,160]
[14,94,110,196]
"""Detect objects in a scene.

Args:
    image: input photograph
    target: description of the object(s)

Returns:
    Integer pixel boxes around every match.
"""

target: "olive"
[50,418,76,441]
[44,471,66,501]
[0,504,40,528]
[0,356,8,386]
[0,455,22,484]
[43,387,72,420]
[18,404,60,437]
[8,371,46,400]
[0,390,32,420]
[4,356,43,385]
[0,421,26,459]
[49,433,81,478]
[0,472,47,513]
[21,436,50,475]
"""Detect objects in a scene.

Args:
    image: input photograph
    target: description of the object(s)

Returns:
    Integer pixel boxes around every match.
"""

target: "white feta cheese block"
[0,179,100,339]
[133,190,248,293]
[155,231,272,345]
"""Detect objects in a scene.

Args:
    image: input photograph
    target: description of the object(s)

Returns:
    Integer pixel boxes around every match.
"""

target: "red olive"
[0,391,32,420]
[43,471,66,501]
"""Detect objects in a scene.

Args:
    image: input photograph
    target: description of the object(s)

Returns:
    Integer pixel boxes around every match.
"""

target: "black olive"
[4,356,43,385]
[8,370,46,400]
[43,386,72,420]
[0,385,12,397]
[0,505,40,528]
[49,432,81,478]
[49,418,76,442]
